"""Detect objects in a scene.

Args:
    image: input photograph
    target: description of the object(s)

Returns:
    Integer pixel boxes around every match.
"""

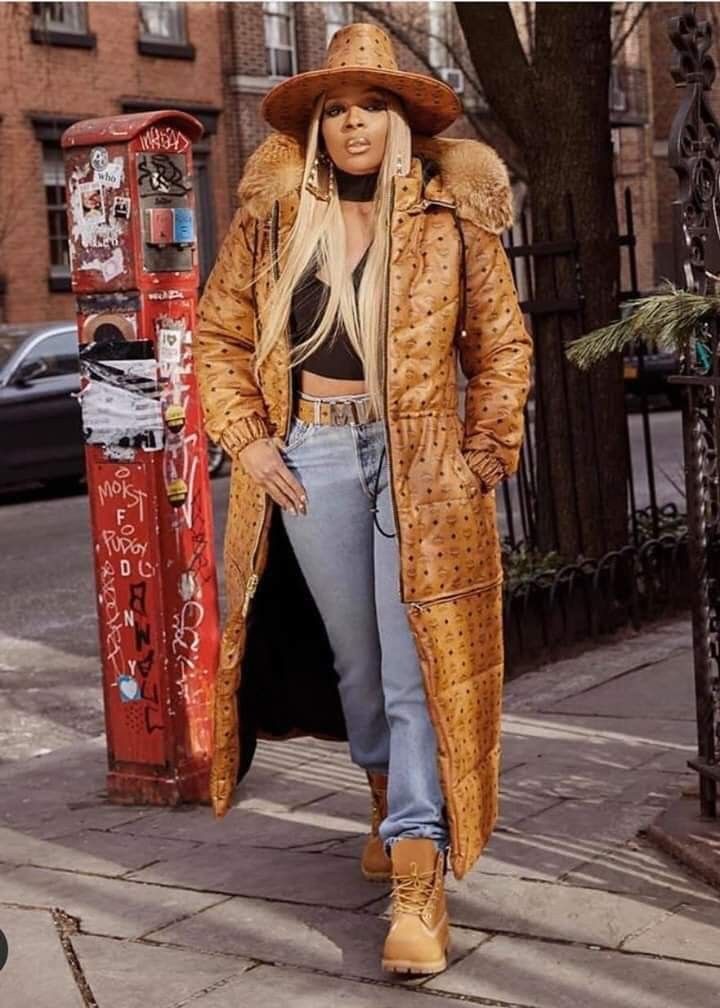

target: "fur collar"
[237,132,513,234]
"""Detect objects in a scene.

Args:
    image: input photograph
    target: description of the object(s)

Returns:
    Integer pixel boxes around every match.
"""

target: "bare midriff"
[298,370,368,396]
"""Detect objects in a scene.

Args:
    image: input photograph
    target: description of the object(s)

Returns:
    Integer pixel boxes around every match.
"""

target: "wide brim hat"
[261,22,462,137]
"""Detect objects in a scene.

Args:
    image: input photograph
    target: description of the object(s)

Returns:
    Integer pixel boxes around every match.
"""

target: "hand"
[238,437,307,515]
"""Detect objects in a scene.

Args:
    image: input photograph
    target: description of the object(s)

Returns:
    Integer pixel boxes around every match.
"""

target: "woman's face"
[320,83,389,175]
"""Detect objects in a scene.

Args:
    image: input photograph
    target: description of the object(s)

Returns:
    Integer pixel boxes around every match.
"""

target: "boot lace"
[392,863,438,915]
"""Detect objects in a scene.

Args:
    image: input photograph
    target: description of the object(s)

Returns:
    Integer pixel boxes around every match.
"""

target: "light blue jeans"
[279,394,449,855]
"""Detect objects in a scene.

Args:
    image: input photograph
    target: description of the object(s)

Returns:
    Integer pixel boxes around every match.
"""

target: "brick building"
[0,1,701,325]
[0,1,230,323]
[0,1,482,324]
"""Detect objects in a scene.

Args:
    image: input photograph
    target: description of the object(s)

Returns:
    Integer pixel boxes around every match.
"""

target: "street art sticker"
[137,126,190,154]
[78,337,163,454]
[156,317,197,520]
[69,154,127,251]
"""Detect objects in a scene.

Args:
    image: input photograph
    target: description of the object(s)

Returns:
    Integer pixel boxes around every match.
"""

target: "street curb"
[645,794,720,893]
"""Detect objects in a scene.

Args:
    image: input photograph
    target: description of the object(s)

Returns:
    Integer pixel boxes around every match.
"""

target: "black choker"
[334,164,379,201]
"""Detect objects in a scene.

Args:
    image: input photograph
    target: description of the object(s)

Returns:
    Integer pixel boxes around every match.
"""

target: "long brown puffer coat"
[194,130,533,879]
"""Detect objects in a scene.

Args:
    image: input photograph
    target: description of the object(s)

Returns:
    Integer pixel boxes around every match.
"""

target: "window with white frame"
[139,1,187,42]
[42,145,70,277]
[32,2,87,34]
[264,2,296,77]
[325,2,352,48]
[427,0,453,68]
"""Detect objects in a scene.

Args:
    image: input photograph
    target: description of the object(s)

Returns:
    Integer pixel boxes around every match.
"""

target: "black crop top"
[289,246,370,381]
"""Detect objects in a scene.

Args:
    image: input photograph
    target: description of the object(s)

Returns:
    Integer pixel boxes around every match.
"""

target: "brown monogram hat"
[261,22,462,137]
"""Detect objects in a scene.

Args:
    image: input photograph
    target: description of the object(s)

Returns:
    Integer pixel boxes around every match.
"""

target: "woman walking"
[195,22,532,976]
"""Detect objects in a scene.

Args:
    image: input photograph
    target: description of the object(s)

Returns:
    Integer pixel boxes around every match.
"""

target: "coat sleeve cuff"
[462,449,507,493]
[219,414,271,460]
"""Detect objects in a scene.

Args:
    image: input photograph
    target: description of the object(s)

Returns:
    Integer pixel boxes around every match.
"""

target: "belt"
[295,393,376,426]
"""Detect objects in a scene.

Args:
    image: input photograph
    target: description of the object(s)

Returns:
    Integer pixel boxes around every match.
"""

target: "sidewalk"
[0,615,718,1008]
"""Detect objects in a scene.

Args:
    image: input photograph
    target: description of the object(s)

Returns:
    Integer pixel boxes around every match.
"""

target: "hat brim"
[260,66,462,137]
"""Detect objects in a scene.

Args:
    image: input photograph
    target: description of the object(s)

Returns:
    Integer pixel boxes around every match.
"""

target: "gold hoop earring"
[309,153,320,189]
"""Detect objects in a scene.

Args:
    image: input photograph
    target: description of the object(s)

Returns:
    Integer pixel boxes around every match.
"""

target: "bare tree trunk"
[456,2,627,558]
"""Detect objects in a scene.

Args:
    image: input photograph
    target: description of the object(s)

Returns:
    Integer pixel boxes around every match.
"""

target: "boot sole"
[381,954,448,975]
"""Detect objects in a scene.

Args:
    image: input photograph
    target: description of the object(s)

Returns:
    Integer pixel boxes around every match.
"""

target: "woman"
[195,22,532,976]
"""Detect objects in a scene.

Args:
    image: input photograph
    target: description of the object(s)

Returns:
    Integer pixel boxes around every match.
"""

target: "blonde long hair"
[252,90,412,421]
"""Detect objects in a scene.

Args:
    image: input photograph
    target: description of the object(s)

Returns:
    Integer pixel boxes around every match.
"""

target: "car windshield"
[0,328,33,370]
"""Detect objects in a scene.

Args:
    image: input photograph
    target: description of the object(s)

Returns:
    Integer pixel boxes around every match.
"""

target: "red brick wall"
[0,2,228,322]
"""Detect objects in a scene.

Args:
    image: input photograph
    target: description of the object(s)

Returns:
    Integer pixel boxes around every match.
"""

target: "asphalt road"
[0,399,684,764]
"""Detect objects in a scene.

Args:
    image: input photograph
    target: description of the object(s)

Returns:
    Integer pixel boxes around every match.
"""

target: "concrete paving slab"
[623,900,720,964]
[128,844,389,909]
[510,798,666,847]
[0,783,159,839]
[0,905,84,1008]
[72,933,253,1008]
[190,963,496,1007]
[646,795,720,892]
[232,772,344,810]
[503,618,691,714]
[542,653,696,720]
[500,755,690,804]
[562,837,720,901]
[112,798,362,850]
[0,825,199,876]
[637,747,697,773]
[145,896,488,983]
[0,865,228,939]
[503,713,697,753]
[424,932,720,1007]
[441,874,677,947]
[498,727,669,773]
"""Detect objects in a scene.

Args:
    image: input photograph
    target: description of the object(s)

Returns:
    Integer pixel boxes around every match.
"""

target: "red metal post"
[61,111,219,804]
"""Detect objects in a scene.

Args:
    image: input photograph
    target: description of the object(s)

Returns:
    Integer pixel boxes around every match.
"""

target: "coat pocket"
[405,491,503,603]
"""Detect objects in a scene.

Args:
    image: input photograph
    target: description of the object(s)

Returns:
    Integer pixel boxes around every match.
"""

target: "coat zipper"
[241,199,287,621]
[383,178,405,602]
[409,575,503,616]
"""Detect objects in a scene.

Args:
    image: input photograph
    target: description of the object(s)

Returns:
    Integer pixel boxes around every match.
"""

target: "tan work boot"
[360,771,392,882]
[381,837,450,975]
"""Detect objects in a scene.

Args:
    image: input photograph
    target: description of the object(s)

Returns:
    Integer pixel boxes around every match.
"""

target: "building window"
[32,2,87,33]
[43,145,70,284]
[264,2,296,78]
[30,2,96,48]
[138,2,195,58]
[427,0,452,68]
[325,2,352,48]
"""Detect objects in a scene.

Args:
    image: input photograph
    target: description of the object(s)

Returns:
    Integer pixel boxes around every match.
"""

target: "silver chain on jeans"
[370,444,396,539]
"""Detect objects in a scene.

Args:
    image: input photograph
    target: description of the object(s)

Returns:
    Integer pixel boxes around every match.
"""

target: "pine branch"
[565,282,720,370]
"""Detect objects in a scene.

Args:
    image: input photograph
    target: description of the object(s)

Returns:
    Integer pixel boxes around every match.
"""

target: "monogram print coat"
[194,130,533,879]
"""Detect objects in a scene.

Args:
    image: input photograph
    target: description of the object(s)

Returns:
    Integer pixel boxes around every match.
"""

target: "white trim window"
[325,2,352,48]
[264,2,296,78]
[32,2,87,34]
[427,0,452,69]
[42,145,70,277]
[139,1,187,43]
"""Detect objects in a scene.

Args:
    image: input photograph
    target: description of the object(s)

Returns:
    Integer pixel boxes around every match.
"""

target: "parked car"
[620,299,682,408]
[0,321,226,491]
